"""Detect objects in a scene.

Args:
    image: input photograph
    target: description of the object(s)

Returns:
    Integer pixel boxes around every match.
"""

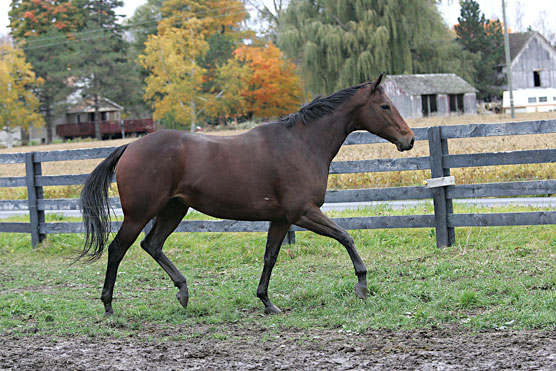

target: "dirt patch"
[2,324,556,370]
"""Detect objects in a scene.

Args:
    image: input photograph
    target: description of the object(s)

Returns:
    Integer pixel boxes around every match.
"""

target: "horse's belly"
[177,185,285,221]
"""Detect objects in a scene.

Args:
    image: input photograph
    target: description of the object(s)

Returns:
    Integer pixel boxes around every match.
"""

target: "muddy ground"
[2,324,556,370]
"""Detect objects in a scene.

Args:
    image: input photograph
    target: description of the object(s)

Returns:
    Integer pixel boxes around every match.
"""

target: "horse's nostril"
[410,136,415,148]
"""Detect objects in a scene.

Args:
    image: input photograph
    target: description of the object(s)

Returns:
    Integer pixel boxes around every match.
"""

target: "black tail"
[78,144,129,262]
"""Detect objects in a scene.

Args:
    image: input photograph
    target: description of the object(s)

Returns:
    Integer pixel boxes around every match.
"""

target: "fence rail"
[1,119,556,248]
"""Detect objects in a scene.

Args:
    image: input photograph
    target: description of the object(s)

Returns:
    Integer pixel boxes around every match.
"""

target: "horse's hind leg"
[140,198,190,309]
[257,220,291,314]
[101,219,144,316]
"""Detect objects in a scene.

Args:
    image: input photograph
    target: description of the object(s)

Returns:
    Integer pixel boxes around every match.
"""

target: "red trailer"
[56,118,155,140]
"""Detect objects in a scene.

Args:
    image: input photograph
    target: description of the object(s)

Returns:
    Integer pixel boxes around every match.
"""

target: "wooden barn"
[382,74,477,119]
[501,31,556,90]
[501,32,556,113]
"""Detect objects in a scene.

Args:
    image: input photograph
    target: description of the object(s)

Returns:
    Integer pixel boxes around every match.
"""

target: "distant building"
[501,32,556,113]
[503,88,556,113]
[61,97,123,126]
[382,74,477,119]
[501,32,556,90]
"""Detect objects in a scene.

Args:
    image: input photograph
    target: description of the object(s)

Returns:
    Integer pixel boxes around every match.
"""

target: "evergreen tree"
[455,0,505,100]
[126,0,164,57]
[66,0,141,139]
[23,29,75,142]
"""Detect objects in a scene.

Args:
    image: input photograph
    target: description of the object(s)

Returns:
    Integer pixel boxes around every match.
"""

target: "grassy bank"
[1,205,556,339]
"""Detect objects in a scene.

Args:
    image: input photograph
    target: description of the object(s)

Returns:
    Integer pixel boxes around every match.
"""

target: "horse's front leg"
[294,206,368,299]
[256,220,291,314]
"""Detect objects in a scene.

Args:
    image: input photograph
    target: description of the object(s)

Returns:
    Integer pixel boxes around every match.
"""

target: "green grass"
[1,205,556,338]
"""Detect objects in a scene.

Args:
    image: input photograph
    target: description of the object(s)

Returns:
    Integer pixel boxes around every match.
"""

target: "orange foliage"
[234,42,302,119]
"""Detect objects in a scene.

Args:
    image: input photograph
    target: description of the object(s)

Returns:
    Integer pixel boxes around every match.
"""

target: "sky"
[0,1,555,38]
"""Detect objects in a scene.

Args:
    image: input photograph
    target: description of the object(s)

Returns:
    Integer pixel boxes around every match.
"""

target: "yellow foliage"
[0,42,44,129]
[140,0,248,126]
[203,58,251,119]
[140,22,208,125]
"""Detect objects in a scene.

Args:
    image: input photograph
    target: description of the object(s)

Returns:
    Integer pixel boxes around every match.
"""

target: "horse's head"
[355,74,414,152]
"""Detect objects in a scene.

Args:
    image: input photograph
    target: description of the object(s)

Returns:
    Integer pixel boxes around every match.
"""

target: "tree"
[0,41,44,144]
[234,41,302,119]
[245,0,287,42]
[126,0,164,56]
[455,0,505,100]
[65,0,141,139]
[9,0,85,142]
[8,0,85,39]
[278,0,471,96]
[140,0,248,130]
[140,22,209,131]
[203,58,250,124]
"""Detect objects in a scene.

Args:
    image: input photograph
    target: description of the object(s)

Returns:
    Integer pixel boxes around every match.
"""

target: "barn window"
[421,94,438,117]
[449,94,464,113]
[539,96,548,103]
[534,71,541,87]
[528,97,537,103]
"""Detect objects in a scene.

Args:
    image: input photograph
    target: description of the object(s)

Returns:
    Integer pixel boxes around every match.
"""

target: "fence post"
[428,126,455,248]
[25,152,46,248]
[282,229,296,246]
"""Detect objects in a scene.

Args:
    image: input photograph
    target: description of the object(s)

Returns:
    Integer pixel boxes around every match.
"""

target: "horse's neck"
[296,111,354,165]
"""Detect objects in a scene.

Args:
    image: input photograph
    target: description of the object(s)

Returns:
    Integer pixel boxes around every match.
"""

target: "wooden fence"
[1,119,556,248]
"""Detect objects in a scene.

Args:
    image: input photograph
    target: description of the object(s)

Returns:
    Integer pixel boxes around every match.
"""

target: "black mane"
[280,83,368,127]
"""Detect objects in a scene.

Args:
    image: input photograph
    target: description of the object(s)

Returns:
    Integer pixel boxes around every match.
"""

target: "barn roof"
[508,32,535,61]
[498,32,555,65]
[384,73,477,95]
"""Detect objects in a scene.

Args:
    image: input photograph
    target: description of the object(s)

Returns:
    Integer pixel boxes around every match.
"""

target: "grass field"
[2,113,556,366]
[1,204,556,338]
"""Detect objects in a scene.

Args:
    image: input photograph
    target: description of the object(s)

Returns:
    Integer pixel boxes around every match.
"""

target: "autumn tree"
[140,0,248,130]
[8,0,85,39]
[203,58,250,124]
[140,22,209,131]
[0,41,44,146]
[234,42,302,119]
[9,0,85,142]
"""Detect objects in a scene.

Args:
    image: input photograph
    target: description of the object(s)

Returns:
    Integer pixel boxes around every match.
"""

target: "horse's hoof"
[104,308,114,317]
[264,304,282,315]
[176,290,189,309]
[355,284,369,299]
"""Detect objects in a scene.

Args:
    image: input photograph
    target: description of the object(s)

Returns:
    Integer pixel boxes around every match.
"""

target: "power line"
[18,3,251,49]
[19,9,250,52]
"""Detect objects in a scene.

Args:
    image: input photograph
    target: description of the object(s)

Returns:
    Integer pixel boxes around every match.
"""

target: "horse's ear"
[370,72,385,93]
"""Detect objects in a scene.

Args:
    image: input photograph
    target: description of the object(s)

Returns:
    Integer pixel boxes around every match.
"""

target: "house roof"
[67,97,124,114]
[384,74,477,95]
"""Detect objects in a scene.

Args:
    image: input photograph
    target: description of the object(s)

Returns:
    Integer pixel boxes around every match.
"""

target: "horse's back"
[116,128,288,221]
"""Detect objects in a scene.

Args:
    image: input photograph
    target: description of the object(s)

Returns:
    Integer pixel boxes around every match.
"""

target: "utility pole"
[502,0,515,118]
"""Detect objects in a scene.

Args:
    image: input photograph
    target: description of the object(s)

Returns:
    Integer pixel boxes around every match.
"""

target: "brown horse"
[79,73,414,315]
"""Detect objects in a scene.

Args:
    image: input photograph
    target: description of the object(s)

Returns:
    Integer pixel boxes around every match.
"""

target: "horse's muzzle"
[396,135,415,152]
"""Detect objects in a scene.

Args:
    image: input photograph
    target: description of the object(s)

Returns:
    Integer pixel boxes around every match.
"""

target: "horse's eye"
[380,104,390,111]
